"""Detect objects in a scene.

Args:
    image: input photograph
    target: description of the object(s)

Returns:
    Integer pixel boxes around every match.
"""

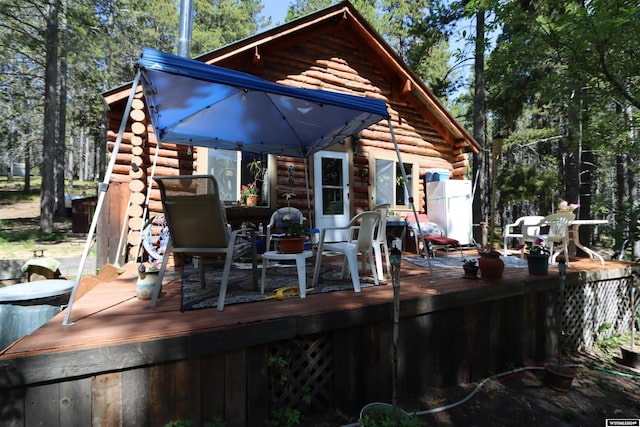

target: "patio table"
[261,250,313,298]
[569,219,608,265]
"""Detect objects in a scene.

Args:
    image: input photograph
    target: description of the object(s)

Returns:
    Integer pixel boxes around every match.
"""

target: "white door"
[313,151,350,242]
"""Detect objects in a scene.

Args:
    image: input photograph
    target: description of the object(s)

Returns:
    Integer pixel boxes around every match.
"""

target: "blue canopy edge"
[137,47,389,157]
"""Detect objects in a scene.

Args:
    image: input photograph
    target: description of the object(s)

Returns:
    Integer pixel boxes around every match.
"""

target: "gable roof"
[104,0,479,153]
[194,1,479,153]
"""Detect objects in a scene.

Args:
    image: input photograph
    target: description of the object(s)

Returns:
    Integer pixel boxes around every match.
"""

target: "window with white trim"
[374,157,414,208]
[207,149,270,205]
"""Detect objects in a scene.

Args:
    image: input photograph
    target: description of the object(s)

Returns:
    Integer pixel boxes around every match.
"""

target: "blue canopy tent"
[138,48,389,157]
[62,48,431,325]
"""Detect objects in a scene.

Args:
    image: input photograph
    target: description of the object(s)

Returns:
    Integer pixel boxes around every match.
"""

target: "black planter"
[463,265,479,278]
[526,254,549,275]
[621,346,640,368]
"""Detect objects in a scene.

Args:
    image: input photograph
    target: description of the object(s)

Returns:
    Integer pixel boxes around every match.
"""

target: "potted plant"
[279,221,308,253]
[462,258,479,278]
[556,200,580,213]
[477,134,505,280]
[240,182,259,206]
[525,238,550,275]
[247,158,266,183]
[277,164,308,253]
[477,248,504,280]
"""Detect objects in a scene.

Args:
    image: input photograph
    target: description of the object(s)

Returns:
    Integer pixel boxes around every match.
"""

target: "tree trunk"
[7,115,15,183]
[55,0,68,218]
[40,0,59,234]
[627,153,640,259]
[22,88,31,192]
[25,142,31,193]
[472,10,486,246]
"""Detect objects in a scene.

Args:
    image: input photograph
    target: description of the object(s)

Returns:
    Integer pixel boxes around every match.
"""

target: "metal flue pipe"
[177,0,194,57]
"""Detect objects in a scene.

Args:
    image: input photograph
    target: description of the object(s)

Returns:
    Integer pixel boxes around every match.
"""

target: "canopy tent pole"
[304,157,313,228]
[387,118,434,283]
[115,193,133,265]
[62,71,142,326]
[133,140,162,262]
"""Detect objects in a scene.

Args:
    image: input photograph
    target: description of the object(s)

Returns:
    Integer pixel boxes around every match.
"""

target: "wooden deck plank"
[0,255,629,361]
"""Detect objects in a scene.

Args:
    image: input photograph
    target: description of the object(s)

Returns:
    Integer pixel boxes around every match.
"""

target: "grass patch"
[0,176,95,259]
[0,190,40,201]
[0,223,68,243]
[0,176,97,200]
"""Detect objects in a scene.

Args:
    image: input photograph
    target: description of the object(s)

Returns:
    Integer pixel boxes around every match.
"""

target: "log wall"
[103,18,471,266]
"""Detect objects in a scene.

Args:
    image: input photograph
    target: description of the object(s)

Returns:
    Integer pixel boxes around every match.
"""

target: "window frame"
[205,149,271,206]
[373,151,418,211]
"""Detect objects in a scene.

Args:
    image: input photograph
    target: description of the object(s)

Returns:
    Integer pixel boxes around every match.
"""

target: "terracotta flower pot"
[544,363,576,391]
[478,251,504,280]
[245,195,259,206]
[279,237,305,253]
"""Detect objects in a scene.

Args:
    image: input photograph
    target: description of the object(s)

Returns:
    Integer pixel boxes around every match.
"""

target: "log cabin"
[2,7,635,427]
[100,0,480,265]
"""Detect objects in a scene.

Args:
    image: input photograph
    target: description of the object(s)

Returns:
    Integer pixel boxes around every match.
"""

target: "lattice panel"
[561,276,636,350]
[267,332,333,413]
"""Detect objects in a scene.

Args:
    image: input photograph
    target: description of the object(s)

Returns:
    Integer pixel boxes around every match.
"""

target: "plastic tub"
[425,169,451,181]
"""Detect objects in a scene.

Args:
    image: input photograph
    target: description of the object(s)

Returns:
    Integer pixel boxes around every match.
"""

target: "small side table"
[261,250,313,298]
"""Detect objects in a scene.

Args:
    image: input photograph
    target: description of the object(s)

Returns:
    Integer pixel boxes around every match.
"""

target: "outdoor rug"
[403,255,529,269]
[181,259,386,311]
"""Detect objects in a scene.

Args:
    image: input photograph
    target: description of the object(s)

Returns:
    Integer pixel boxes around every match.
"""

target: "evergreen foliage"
[0,0,638,255]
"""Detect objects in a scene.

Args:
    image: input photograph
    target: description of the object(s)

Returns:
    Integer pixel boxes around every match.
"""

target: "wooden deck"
[0,251,634,427]
[0,252,626,359]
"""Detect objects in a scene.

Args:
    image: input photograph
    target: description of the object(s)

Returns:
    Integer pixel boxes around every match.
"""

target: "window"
[374,158,413,208]
[207,149,270,205]
[320,157,345,215]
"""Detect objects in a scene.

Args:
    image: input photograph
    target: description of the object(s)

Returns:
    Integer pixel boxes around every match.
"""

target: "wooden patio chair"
[405,212,458,257]
[150,175,256,311]
[311,211,380,292]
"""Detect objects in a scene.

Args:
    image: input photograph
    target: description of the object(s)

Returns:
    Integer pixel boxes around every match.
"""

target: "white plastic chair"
[312,211,380,292]
[530,213,575,266]
[503,215,545,257]
[371,203,391,279]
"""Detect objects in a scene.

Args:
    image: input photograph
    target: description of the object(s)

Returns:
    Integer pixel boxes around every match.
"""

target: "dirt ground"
[305,351,640,426]
[412,351,640,427]
[0,198,41,220]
